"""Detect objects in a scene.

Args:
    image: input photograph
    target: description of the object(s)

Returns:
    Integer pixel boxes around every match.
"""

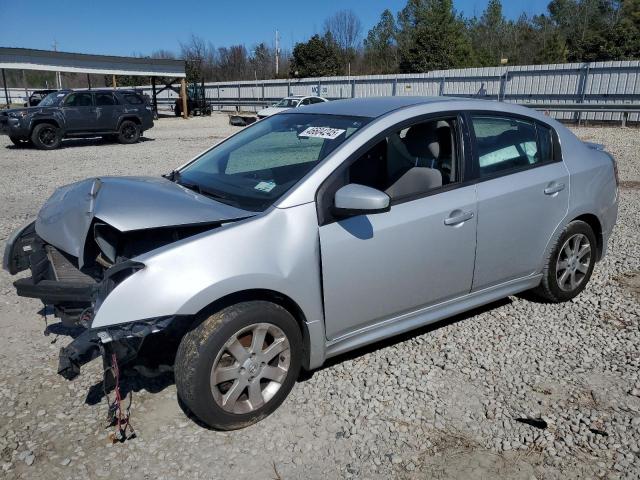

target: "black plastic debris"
[515,417,548,429]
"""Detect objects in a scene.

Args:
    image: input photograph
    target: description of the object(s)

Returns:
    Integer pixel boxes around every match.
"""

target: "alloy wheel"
[122,125,137,140]
[556,233,592,292]
[210,322,290,414]
[38,127,57,146]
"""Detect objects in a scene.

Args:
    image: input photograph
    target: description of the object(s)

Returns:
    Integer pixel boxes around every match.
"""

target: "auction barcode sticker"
[298,127,345,140]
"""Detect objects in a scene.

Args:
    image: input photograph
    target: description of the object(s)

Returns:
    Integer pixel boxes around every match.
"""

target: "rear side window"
[471,115,540,177]
[95,93,117,106]
[123,93,144,105]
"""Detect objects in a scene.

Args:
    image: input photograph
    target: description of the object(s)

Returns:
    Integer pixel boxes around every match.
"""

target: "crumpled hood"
[35,176,255,259]
[257,106,290,117]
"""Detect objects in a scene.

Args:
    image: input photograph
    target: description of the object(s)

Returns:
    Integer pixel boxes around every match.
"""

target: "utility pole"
[275,29,279,77]
[52,40,61,89]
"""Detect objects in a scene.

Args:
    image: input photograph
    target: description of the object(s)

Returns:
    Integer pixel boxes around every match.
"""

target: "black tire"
[117,120,140,144]
[30,123,61,150]
[9,136,30,147]
[533,220,597,303]
[175,301,302,430]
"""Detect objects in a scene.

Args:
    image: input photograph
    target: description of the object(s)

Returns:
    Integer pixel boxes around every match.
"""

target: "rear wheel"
[117,120,140,144]
[534,220,597,302]
[31,123,61,150]
[175,301,302,430]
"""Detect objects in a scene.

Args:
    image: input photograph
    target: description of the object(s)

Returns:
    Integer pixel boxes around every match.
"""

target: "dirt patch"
[614,270,640,296]
[620,180,640,190]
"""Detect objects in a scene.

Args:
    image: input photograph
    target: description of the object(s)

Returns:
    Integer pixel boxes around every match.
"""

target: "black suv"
[0,89,154,149]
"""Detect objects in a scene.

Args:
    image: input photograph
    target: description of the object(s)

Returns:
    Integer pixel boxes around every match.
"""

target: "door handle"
[444,210,474,226]
[544,183,565,195]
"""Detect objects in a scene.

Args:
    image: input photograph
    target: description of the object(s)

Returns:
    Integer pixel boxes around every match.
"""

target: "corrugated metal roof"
[0,47,185,77]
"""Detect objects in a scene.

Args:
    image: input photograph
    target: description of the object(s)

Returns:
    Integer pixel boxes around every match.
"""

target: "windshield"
[274,98,300,108]
[38,92,65,107]
[177,113,369,211]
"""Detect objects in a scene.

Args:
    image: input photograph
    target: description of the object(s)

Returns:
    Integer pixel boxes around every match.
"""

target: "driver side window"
[347,117,460,202]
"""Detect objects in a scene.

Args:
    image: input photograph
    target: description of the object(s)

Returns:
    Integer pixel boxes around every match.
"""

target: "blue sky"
[0,0,550,57]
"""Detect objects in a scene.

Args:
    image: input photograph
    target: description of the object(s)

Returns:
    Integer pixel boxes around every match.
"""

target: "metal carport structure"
[0,47,188,118]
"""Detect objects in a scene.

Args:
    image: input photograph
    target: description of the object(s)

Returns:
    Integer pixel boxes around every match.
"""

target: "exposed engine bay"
[7,219,222,380]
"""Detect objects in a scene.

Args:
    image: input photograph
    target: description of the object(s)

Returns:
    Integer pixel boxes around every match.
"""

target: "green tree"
[363,9,398,73]
[546,0,624,61]
[469,0,509,66]
[289,33,341,77]
[396,0,472,73]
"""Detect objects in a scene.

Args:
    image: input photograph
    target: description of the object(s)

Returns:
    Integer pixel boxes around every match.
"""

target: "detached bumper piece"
[14,245,97,304]
[57,316,176,380]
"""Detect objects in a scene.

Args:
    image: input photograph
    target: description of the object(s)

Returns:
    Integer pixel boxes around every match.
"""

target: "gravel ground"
[0,115,638,479]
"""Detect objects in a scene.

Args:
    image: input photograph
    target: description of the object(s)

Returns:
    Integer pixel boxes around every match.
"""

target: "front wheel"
[31,123,62,150]
[175,301,302,430]
[534,220,597,302]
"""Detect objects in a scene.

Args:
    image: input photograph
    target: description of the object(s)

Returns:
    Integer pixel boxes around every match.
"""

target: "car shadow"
[81,296,513,421]
[298,296,512,382]
[85,369,175,406]
[4,136,155,150]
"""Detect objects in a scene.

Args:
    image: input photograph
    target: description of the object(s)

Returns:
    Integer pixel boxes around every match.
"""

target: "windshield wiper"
[165,170,240,207]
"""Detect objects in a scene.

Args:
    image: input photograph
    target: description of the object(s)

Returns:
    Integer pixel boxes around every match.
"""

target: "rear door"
[469,113,569,290]
[61,92,96,132]
[94,92,120,131]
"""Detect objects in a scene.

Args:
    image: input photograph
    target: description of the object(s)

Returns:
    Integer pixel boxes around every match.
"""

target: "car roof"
[291,96,458,118]
[290,96,556,120]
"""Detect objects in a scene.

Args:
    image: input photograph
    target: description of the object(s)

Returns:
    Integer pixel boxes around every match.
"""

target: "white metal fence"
[5,60,640,122]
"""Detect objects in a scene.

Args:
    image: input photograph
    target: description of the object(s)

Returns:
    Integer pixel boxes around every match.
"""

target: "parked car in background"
[256,95,327,119]
[0,89,154,149]
[3,97,618,430]
[24,89,58,107]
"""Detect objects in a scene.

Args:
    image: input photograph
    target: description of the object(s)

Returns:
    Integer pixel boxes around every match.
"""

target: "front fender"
[91,203,324,332]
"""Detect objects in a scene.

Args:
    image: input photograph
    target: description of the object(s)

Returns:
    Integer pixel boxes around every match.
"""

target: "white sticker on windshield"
[56,93,65,97]
[299,126,345,140]
[255,180,276,193]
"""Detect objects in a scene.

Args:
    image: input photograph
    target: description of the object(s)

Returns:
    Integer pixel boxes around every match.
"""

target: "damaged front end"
[4,221,195,381]
[4,176,255,383]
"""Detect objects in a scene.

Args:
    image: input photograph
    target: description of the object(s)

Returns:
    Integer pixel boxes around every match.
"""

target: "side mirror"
[332,184,390,218]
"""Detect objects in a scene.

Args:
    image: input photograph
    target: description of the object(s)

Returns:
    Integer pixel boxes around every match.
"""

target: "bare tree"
[180,34,216,82]
[323,9,362,72]
[151,49,177,59]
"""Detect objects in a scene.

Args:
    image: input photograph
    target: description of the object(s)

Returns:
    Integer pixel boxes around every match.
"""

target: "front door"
[319,115,477,340]
[61,92,96,132]
[469,114,570,290]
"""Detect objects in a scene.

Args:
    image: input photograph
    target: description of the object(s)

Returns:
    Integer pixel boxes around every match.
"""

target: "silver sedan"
[3,97,619,430]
